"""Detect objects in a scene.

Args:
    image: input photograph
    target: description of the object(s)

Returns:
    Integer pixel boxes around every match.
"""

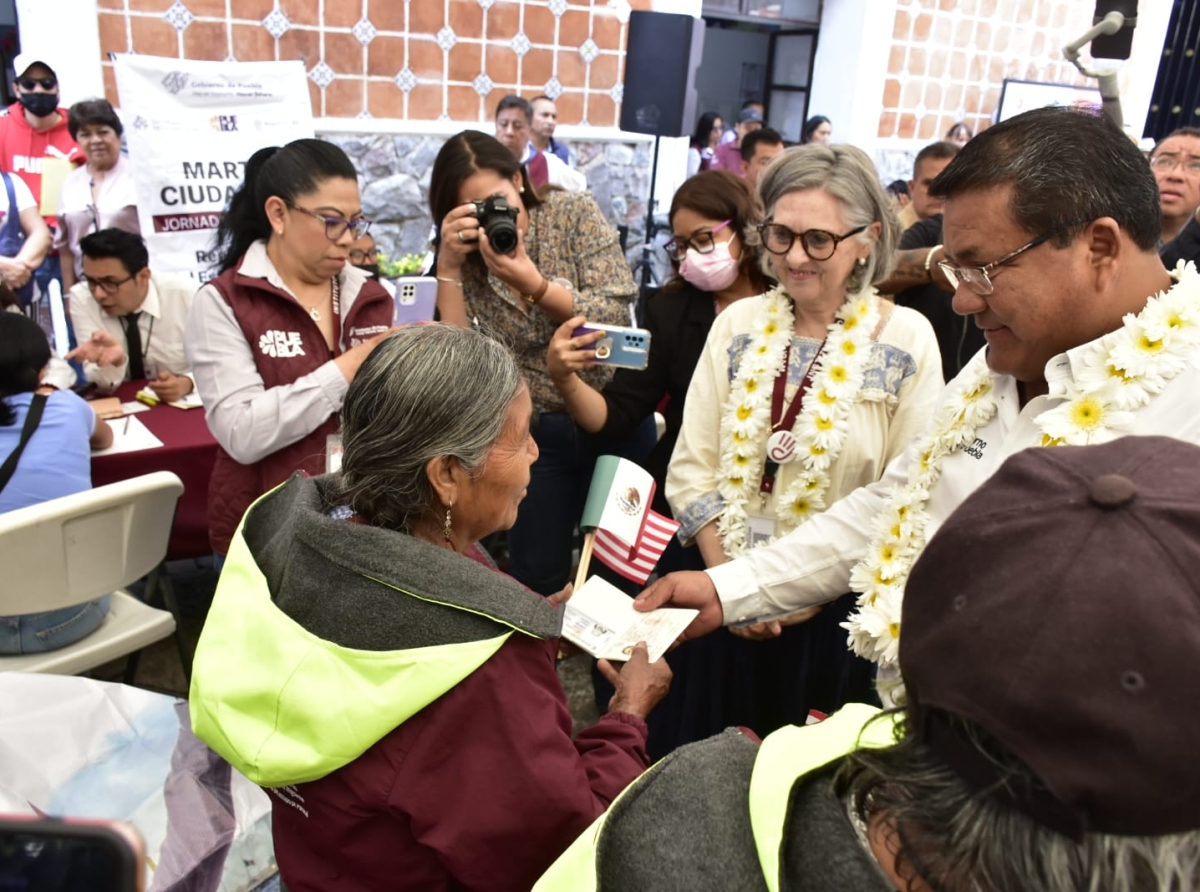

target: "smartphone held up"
[0,815,144,892]
[571,323,652,371]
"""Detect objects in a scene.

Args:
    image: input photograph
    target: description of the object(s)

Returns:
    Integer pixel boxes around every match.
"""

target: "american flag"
[592,508,680,584]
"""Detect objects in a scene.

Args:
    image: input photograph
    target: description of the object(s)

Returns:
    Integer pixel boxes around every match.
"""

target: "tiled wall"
[98,0,651,125]
[881,0,1097,141]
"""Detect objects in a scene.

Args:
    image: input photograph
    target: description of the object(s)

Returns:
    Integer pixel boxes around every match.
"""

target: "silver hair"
[334,324,524,533]
[747,142,901,294]
[836,712,1200,892]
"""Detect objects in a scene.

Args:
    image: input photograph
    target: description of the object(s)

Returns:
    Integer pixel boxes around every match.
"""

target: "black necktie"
[122,312,146,380]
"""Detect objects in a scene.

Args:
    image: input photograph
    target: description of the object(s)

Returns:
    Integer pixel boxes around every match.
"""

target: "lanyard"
[330,275,343,357]
[759,341,825,496]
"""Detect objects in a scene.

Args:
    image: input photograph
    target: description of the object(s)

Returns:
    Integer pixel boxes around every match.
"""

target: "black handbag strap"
[0,392,49,495]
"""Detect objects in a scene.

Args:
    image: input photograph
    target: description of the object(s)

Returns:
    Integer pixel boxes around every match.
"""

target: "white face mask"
[679,240,740,293]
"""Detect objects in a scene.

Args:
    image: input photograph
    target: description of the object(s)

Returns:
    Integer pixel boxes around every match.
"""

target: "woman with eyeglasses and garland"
[657,143,943,751]
[186,138,396,558]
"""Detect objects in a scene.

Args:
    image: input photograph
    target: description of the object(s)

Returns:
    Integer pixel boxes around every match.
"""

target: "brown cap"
[900,436,1200,839]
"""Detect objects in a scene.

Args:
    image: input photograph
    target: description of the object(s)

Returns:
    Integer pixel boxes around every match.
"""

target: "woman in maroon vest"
[185,139,395,557]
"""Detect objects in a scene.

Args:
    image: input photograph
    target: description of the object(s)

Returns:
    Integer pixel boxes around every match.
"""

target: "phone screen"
[0,826,138,892]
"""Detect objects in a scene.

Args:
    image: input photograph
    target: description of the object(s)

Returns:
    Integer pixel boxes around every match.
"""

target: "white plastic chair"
[0,471,184,678]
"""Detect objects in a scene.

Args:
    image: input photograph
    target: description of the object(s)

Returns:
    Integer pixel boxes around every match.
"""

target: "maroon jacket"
[268,630,648,892]
[205,259,392,554]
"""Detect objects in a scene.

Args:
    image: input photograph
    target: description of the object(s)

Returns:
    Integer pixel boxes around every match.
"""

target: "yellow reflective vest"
[536,703,898,892]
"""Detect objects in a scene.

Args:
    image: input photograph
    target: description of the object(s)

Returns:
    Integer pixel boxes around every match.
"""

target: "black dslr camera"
[471,196,520,254]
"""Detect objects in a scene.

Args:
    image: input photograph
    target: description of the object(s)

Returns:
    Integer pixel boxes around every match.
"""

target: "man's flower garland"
[715,286,880,558]
[844,262,1200,670]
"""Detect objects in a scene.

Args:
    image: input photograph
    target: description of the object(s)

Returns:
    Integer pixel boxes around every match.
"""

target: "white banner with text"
[113,54,313,279]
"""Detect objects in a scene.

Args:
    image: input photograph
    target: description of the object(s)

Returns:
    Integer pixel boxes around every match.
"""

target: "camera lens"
[486,216,518,253]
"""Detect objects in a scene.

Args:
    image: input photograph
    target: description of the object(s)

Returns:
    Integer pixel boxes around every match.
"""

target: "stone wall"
[321,132,654,266]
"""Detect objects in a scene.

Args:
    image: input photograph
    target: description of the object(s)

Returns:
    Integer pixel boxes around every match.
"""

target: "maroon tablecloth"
[90,381,217,561]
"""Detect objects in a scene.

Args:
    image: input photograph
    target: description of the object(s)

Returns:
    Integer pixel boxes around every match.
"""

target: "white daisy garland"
[844,262,1200,670]
[715,286,881,558]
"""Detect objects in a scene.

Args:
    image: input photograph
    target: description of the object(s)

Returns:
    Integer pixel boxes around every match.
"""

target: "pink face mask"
[678,221,741,293]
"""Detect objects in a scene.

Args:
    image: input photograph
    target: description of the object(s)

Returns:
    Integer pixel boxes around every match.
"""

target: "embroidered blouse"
[666,290,944,545]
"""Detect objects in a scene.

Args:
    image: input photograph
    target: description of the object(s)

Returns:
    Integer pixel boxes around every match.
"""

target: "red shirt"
[0,102,84,228]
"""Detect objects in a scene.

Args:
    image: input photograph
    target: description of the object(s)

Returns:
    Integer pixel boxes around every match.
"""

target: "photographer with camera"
[430,130,637,596]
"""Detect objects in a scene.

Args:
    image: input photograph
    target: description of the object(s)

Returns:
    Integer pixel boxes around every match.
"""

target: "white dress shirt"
[68,272,197,391]
[185,240,381,466]
[708,333,1200,625]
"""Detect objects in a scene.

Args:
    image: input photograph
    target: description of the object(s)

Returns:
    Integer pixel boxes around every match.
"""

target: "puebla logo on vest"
[259,330,305,358]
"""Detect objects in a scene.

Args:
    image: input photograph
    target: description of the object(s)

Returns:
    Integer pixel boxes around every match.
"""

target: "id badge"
[326,434,345,474]
[747,514,776,549]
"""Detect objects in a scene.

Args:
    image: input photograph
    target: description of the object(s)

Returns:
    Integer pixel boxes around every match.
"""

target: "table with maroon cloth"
[89,380,217,560]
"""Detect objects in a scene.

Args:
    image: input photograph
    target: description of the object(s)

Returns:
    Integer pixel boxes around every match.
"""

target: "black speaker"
[620,11,705,139]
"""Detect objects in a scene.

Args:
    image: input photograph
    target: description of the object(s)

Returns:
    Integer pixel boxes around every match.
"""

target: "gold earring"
[443,504,453,543]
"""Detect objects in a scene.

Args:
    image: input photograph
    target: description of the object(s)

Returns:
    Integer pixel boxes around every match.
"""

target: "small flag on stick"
[575,456,680,586]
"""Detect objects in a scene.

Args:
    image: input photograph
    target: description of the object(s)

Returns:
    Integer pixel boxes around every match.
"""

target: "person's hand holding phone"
[548,316,605,382]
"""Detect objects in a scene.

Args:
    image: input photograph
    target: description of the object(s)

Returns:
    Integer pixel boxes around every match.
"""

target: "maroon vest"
[526,149,549,191]
[205,261,393,554]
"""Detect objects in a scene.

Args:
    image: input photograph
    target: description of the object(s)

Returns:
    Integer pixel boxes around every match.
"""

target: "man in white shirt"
[636,106,1200,657]
[494,95,587,194]
[65,228,197,402]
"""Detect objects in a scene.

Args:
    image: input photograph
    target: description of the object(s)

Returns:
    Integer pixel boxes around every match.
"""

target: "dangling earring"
[443,503,453,543]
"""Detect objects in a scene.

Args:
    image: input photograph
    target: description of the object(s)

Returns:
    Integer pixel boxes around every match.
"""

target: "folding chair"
[0,471,184,682]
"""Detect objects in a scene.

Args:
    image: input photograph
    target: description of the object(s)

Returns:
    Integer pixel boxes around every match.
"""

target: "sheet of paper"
[561,576,696,663]
[120,401,152,415]
[39,157,74,216]
[91,415,164,456]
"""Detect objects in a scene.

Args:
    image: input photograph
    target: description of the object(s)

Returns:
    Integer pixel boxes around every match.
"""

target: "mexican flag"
[580,456,679,584]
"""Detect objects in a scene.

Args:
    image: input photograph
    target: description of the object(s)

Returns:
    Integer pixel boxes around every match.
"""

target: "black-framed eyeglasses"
[84,274,135,294]
[937,220,1088,296]
[286,202,372,241]
[663,219,732,262]
[349,248,378,264]
[757,222,868,261]
[18,77,56,91]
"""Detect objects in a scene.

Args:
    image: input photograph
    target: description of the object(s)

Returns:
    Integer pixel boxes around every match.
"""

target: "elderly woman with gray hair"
[189,324,671,892]
[658,142,943,752]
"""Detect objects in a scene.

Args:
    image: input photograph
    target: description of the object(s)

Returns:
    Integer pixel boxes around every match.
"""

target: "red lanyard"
[759,341,825,496]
